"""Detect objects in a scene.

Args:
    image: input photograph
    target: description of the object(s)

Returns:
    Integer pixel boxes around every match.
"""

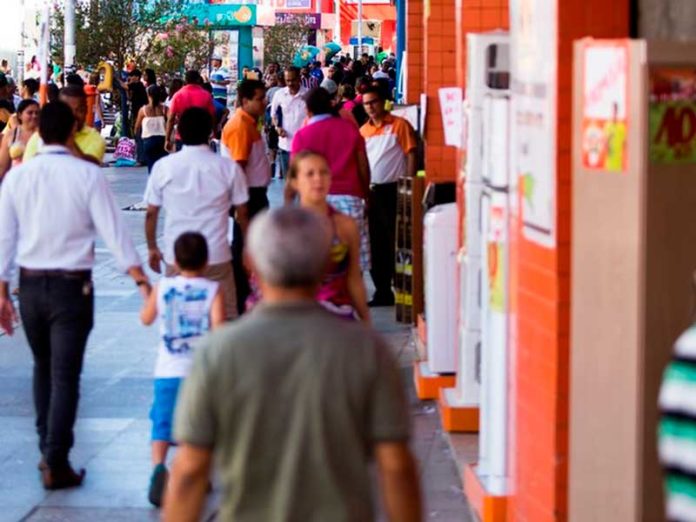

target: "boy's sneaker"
[148,463,168,508]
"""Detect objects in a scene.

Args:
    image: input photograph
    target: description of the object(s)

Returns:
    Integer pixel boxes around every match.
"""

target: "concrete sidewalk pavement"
[0,167,473,522]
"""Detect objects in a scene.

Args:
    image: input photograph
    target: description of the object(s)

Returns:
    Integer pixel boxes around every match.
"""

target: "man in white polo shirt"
[145,107,249,320]
[360,86,417,307]
[270,66,307,179]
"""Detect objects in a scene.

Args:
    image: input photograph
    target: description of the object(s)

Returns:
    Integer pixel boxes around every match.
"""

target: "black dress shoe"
[42,464,86,490]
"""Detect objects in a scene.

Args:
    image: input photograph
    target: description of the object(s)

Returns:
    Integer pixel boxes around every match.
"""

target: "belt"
[20,268,92,279]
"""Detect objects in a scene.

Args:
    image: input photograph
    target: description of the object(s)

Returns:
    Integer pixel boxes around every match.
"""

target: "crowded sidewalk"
[0,165,473,522]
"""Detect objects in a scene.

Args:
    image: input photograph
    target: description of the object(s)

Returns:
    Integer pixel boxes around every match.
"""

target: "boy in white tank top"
[140,231,225,507]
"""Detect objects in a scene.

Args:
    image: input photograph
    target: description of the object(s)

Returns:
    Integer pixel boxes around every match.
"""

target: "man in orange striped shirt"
[221,79,271,314]
[360,86,417,307]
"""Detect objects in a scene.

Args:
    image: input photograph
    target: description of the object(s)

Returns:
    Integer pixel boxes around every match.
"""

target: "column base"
[413,361,456,400]
[464,464,509,522]
[438,387,479,432]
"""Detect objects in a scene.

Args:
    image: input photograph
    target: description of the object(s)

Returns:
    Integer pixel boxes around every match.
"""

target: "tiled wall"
[422,0,458,182]
[507,2,629,521]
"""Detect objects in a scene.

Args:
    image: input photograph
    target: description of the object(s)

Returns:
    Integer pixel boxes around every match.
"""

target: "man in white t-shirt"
[144,107,249,320]
[270,66,307,178]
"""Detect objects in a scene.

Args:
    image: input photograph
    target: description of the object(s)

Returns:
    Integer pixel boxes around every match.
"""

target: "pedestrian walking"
[135,85,168,173]
[221,79,271,314]
[140,232,225,507]
[360,86,417,306]
[0,99,39,178]
[0,101,150,489]
[85,73,104,131]
[221,80,271,216]
[145,107,249,320]
[290,87,372,271]
[270,67,307,179]
[288,150,371,322]
[209,54,231,104]
[164,70,216,153]
[300,65,319,90]
[23,85,106,165]
[164,207,421,522]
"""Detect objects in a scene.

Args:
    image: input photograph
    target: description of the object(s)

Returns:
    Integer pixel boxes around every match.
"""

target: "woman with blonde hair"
[286,150,370,323]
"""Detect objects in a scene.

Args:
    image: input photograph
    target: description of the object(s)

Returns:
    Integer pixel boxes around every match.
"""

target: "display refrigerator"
[439,32,510,438]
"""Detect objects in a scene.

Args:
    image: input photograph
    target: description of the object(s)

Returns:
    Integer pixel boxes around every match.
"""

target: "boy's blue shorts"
[150,377,182,442]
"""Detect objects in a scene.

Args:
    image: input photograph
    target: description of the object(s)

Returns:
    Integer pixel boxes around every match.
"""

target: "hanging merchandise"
[293,46,321,67]
[323,41,342,61]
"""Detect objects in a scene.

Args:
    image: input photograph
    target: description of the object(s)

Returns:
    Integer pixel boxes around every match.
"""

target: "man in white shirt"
[372,62,391,80]
[145,107,249,320]
[0,101,150,490]
[270,66,307,179]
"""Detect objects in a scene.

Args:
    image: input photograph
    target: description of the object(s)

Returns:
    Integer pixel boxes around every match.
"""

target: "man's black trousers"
[369,181,398,300]
[232,186,270,315]
[18,272,94,470]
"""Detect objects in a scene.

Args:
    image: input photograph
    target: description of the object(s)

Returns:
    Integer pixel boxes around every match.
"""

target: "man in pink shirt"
[290,87,371,271]
[164,70,216,152]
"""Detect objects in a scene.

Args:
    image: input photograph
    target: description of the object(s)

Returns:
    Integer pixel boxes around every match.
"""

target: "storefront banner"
[181,4,257,27]
[581,42,629,173]
[510,0,557,249]
[438,87,463,148]
[345,0,392,5]
[649,67,696,164]
[276,12,321,29]
[212,0,312,7]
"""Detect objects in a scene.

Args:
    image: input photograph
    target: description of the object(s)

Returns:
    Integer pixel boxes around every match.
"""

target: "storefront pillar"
[504,2,629,521]
[238,27,254,73]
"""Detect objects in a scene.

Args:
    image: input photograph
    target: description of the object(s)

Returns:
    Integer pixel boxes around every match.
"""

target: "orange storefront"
[405,0,631,520]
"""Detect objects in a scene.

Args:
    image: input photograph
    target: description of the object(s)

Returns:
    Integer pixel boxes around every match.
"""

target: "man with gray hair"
[164,207,422,522]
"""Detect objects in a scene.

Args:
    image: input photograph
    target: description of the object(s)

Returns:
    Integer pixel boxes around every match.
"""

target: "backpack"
[114,137,137,167]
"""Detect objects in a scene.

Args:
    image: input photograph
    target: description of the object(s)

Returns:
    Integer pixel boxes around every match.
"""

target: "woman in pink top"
[290,87,372,270]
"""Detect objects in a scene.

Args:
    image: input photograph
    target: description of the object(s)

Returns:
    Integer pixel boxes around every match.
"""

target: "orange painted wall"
[505,2,629,521]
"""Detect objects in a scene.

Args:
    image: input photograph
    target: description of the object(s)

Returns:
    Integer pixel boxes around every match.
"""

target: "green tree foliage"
[263,19,312,68]
[50,0,209,73]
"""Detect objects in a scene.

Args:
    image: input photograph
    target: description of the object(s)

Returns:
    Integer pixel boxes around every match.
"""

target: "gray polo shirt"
[175,300,410,521]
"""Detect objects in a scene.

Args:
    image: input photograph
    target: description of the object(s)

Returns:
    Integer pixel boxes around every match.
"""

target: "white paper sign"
[438,87,464,147]
[510,0,558,248]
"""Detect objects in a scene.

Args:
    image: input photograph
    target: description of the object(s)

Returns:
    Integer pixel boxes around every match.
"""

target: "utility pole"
[17,0,26,85]
[357,0,363,60]
[64,0,76,72]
